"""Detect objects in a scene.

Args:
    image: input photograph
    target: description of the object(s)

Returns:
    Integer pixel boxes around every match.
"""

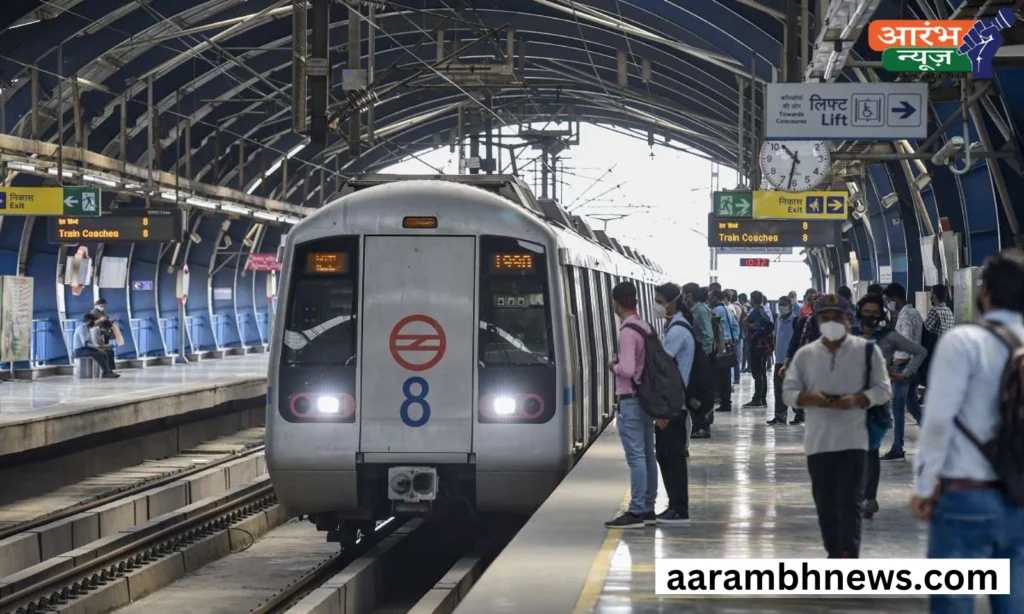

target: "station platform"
[0,353,269,459]
[456,378,932,613]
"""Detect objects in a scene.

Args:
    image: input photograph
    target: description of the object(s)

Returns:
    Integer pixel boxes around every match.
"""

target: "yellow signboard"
[752,191,849,220]
[0,187,66,216]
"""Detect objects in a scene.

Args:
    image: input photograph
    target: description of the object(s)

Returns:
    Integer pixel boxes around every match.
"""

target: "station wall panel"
[128,242,165,357]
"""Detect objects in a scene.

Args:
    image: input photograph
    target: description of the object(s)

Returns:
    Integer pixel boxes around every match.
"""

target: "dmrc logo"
[869,10,1016,79]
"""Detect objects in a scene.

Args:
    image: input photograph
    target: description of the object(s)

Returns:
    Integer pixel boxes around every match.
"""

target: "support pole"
[120,95,128,162]
[785,0,799,82]
[801,0,810,73]
[214,129,221,183]
[310,0,329,145]
[291,0,308,135]
[57,47,65,185]
[185,119,192,179]
[736,77,745,182]
[147,75,156,187]
[347,1,361,155]
[367,2,376,142]
[485,97,493,174]
[71,78,83,149]
[469,110,480,175]
[541,151,549,198]
[238,140,245,189]
[31,65,40,140]
[506,29,515,67]
[750,52,757,186]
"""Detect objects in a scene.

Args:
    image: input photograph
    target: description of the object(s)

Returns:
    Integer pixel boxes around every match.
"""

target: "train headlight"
[493,396,517,415]
[317,395,341,414]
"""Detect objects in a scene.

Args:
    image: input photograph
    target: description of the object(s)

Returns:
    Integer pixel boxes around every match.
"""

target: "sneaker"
[642,511,657,525]
[766,418,787,426]
[881,449,905,461]
[863,500,879,519]
[789,417,805,425]
[691,429,711,439]
[605,513,644,529]
[657,509,691,525]
[742,401,760,408]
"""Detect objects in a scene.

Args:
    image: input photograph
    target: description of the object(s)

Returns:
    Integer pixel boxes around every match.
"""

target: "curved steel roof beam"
[84,20,747,167]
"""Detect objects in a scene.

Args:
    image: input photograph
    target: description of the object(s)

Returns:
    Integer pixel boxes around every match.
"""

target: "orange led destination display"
[47,208,182,243]
[305,252,349,274]
[491,252,534,273]
[867,20,975,51]
[707,214,841,248]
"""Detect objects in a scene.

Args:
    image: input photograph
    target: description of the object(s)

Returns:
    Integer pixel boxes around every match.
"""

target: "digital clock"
[706,214,841,248]
[47,208,183,244]
[740,258,771,267]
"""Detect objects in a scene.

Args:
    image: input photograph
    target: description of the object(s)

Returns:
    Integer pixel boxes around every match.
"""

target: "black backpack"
[669,319,715,417]
[623,323,686,420]
[955,322,1024,506]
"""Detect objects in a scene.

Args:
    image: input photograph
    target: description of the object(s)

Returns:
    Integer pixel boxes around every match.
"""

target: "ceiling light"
[161,191,179,201]
[221,204,250,216]
[253,211,279,222]
[7,161,36,172]
[83,174,117,188]
[46,168,75,178]
[185,197,218,210]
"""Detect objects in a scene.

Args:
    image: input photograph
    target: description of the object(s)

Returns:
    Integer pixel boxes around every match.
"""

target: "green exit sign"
[713,191,753,218]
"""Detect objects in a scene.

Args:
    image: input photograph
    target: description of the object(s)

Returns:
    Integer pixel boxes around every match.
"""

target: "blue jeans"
[928,490,1024,614]
[890,363,921,452]
[616,397,657,516]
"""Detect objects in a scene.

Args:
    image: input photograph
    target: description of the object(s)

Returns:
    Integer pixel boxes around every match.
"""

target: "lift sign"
[389,315,447,427]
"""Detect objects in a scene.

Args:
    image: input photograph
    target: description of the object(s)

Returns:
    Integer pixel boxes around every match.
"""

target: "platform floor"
[457,376,940,614]
[0,353,268,423]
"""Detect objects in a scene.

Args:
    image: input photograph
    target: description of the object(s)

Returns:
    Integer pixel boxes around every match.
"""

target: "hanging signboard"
[0,276,34,363]
[246,253,282,272]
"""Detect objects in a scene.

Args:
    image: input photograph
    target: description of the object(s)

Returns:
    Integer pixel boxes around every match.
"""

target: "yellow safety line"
[571,490,629,614]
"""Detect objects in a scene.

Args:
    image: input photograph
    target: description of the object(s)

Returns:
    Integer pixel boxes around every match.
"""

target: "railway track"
[0,479,277,614]
[0,430,266,542]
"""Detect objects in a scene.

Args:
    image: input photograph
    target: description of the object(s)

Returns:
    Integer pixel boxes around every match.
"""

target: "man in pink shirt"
[606,281,657,529]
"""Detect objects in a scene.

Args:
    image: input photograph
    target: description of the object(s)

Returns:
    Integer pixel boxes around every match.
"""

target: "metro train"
[266,175,668,543]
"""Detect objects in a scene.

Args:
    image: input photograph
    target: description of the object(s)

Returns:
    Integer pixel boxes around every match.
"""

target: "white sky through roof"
[384,123,813,300]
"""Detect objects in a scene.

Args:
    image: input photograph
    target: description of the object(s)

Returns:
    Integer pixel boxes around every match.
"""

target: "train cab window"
[282,237,359,366]
[478,236,554,366]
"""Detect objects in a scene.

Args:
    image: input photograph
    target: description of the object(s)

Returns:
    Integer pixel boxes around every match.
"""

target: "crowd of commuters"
[606,250,1024,613]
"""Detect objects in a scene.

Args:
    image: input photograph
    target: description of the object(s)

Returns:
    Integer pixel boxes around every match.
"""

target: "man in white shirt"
[882,281,924,460]
[911,250,1024,614]
[783,294,891,558]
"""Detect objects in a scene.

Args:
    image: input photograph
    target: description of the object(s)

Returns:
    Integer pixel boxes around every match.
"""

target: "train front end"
[266,180,568,542]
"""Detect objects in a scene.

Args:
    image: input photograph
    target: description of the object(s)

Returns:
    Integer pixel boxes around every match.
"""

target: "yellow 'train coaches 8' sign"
[753,191,848,220]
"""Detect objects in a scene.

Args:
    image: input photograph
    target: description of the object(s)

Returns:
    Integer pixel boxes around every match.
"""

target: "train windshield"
[479,236,554,367]
[281,237,359,366]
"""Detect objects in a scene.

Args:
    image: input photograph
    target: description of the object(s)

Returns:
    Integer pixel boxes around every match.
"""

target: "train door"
[565,266,588,449]
[596,272,614,422]
[359,235,475,453]
[583,269,602,436]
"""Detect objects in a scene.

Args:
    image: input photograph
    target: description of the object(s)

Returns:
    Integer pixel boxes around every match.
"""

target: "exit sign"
[740,258,770,267]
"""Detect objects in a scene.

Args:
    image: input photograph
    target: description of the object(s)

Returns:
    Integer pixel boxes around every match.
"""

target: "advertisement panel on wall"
[0,276,35,363]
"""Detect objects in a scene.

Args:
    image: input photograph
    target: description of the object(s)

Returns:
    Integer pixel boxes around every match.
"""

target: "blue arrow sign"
[826,196,845,214]
[891,100,916,120]
[805,196,824,214]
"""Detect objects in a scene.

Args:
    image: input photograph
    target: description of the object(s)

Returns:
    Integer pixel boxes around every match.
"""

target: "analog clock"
[759,140,831,192]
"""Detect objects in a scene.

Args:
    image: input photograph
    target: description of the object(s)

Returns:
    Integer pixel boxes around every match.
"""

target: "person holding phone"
[782,294,892,559]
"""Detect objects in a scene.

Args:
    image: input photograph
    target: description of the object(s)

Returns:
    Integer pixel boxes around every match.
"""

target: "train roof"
[338,174,662,275]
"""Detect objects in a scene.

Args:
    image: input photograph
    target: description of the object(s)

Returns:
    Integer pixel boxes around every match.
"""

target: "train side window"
[282,236,359,366]
[478,236,554,367]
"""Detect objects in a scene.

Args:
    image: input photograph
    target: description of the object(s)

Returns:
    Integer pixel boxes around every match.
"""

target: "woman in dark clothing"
[856,294,927,518]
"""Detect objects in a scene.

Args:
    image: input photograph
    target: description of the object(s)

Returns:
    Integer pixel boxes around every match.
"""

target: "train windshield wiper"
[479,321,550,365]
[284,314,356,351]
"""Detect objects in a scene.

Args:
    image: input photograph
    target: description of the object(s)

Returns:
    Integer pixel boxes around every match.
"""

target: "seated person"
[73,314,119,378]
[91,318,118,374]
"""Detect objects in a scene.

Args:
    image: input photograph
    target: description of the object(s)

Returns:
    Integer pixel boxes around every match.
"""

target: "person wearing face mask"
[881,282,925,461]
[726,290,743,386]
[651,283,694,525]
[918,285,954,386]
[769,296,799,425]
[910,250,1024,614]
[856,294,927,519]
[782,295,891,558]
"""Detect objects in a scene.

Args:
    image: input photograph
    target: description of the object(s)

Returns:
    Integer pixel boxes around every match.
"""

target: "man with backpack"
[606,281,685,528]
[683,283,715,438]
[911,250,1024,614]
